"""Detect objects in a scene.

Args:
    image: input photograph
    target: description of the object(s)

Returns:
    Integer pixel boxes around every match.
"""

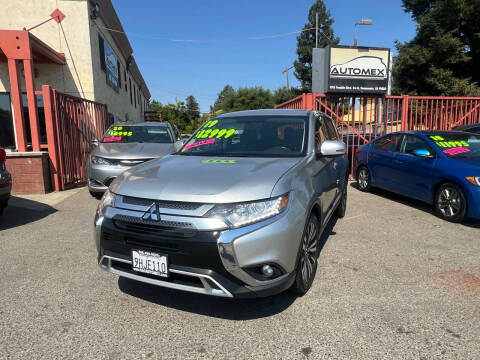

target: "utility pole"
[282,65,294,89]
[315,12,319,48]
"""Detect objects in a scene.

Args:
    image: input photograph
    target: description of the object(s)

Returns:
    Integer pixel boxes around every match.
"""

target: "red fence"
[40,85,108,191]
[276,93,480,176]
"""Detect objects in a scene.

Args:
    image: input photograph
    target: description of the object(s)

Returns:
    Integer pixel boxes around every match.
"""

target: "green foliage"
[211,86,275,113]
[212,85,235,112]
[148,97,200,134]
[185,95,200,124]
[393,0,480,96]
[294,0,339,92]
[273,86,302,105]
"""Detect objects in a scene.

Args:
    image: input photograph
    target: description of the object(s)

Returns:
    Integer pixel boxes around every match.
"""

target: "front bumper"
[94,195,305,298]
[87,163,131,193]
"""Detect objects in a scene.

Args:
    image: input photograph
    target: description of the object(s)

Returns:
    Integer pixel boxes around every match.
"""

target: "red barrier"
[41,85,108,190]
[276,93,480,177]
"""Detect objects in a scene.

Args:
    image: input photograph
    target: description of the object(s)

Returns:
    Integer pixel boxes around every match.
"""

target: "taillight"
[0,148,6,163]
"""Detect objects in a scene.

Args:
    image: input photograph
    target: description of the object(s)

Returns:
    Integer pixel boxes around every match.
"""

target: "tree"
[294,0,339,92]
[185,95,200,125]
[230,87,274,111]
[212,85,235,112]
[273,86,302,105]
[393,0,480,96]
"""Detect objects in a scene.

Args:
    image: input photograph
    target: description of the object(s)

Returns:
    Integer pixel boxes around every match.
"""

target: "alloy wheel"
[358,167,369,190]
[437,186,462,218]
[300,218,318,287]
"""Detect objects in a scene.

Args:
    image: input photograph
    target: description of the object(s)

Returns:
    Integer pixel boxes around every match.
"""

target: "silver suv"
[95,110,348,298]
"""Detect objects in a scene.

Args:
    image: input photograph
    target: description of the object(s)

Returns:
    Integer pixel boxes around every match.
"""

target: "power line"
[97,26,318,43]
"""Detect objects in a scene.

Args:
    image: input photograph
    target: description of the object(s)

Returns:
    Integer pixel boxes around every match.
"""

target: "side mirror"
[92,138,99,147]
[412,149,432,158]
[318,140,346,158]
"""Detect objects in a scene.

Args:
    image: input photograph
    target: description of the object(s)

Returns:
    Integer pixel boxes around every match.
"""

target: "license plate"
[132,250,168,278]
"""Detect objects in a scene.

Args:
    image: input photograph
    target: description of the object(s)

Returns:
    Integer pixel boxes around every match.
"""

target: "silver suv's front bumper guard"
[99,254,233,298]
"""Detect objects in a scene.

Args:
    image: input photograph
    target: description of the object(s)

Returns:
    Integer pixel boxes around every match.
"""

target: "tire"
[335,176,348,218]
[434,183,467,222]
[356,166,371,192]
[290,213,320,296]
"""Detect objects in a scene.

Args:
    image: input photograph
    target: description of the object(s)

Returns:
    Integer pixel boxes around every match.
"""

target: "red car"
[0,148,11,215]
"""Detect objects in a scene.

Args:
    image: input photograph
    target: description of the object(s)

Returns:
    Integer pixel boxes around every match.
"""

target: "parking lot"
[0,184,479,360]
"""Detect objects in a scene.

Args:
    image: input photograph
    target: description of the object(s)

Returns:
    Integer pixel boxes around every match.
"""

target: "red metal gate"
[276,93,480,176]
[41,85,108,190]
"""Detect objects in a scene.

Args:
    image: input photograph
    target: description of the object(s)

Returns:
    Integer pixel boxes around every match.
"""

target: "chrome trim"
[114,195,214,216]
[217,210,291,287]
[99,255,233,298]
[105,207,229,231]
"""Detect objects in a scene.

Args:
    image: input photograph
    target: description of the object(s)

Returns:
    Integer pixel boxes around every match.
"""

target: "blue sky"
[113,0,416,113]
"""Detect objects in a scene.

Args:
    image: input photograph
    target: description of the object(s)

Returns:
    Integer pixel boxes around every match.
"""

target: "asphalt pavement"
[0,185,479,360]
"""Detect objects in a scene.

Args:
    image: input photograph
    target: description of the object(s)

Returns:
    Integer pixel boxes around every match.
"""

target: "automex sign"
[312,46,392,95]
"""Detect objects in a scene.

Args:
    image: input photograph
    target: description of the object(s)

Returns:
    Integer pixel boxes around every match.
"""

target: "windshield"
[102,125,173,144]
[429,133,480,158]
[179,116,308,157]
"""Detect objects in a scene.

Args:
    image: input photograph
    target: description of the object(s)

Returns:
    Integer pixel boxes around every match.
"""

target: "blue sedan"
[354,131,480,222]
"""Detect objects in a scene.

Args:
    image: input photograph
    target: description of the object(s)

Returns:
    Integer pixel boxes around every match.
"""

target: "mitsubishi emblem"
[142,203,160,221]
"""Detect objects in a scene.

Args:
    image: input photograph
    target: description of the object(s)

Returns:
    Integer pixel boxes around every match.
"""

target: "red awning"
[0,30,65,64]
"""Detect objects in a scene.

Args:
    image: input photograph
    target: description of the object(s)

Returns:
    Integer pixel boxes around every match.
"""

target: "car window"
[372,134,402,152]
[322,116,339,140]
[102,125,173,143]
[400,135,435,155]
[180,115,308,157]
[315,116,327,151]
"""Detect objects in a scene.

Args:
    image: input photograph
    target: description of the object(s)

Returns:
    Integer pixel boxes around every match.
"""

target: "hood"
[110,155,302,203]
[94,142,174,160]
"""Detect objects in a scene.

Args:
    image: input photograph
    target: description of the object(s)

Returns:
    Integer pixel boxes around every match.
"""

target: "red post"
[23,58,41,151]
[7,59,27,152]
[42,85,61,191]
[401,95,409,131]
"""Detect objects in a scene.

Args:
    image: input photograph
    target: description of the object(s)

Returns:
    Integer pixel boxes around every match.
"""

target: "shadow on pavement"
[0,196,57,231]
[350,182,480,228]
[118,212,340,320]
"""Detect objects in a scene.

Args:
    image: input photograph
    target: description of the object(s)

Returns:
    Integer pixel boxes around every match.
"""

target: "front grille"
[125,237,180,252]
[121,196,201,210]
[108,158,153,166]
[113,215,195,230]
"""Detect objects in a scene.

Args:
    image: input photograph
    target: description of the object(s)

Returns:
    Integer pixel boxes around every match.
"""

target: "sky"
[112,0,417,113]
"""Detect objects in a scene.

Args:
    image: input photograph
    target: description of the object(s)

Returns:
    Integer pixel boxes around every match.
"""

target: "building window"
[134,85,136,108]
[129,78,132,105]
[124,71,127,91]
[98,34,106,71]
[0,93,15,148]
[21,93,46,145]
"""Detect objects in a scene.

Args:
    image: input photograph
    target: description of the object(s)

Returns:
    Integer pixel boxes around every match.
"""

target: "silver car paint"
[96,109,348,293]
[86,122,183,192]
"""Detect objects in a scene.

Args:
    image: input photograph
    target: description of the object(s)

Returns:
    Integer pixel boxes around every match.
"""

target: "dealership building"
[0,0,151,193]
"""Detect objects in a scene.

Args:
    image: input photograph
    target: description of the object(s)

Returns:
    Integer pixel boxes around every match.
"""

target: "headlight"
[92,156,112,165]
[466,176,480,186]
[96,190,116,217]
[206,194,289,228]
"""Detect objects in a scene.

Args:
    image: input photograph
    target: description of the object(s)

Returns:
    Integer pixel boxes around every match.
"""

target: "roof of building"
[95,0,150,99]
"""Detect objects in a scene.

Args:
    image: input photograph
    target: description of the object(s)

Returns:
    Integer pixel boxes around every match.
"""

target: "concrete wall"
[0,0,93,98]
[0,0,149,135]
[88,12,146,122]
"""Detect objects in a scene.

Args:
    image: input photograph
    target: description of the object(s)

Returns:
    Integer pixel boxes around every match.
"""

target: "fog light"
[262,265,274,278]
